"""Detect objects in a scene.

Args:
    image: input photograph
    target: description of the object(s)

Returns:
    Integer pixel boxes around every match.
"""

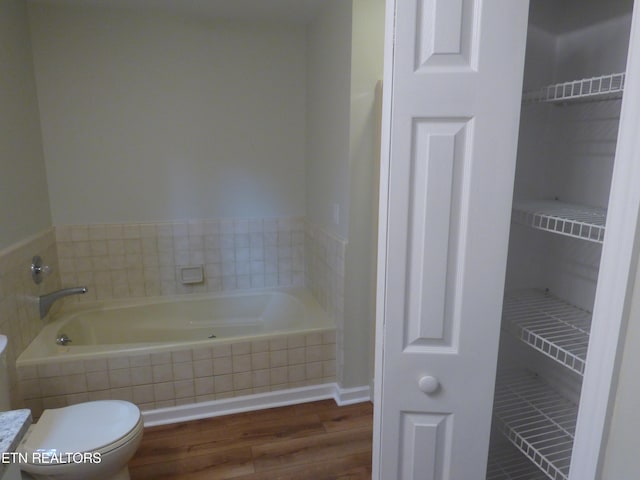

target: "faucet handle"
[31,255,52,285]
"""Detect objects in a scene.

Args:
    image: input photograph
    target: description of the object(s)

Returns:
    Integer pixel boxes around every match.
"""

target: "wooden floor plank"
[251,427,373,472]
[231,452,373,480]
[289,399,342,417]
[131,413,326,467]
[319,402,374,433]
[129,400,373,480]
[129,446,254,479]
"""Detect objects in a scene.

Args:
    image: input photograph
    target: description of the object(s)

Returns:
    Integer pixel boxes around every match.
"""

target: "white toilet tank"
[0,335,11,410]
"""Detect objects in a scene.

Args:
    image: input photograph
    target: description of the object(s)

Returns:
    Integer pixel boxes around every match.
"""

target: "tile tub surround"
[0,229,61,408]
[17,331,336,419]
[305,222,346,385]
[54,217,306,303]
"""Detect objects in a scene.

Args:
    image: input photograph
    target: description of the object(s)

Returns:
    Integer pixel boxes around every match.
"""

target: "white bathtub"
[18,288,334,365]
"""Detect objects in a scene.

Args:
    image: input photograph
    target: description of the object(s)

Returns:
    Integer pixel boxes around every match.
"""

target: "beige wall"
[28,4,307,225]
[305,0,353,240]
[305,0,385,388]
[343,0,385,388]
[0,0,51,249]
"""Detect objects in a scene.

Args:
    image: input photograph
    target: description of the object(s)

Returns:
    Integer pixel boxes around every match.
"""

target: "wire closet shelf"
[511,200,606,243]
[522,72,625,104]
[503,290,591,376]
[487,443,550,480]
[493,370,578,480]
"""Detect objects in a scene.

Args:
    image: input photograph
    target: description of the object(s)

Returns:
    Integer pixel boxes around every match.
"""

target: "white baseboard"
[142,382,371,427]
[334,385,372,406]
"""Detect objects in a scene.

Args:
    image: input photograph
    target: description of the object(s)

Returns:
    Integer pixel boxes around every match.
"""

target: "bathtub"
[18,287,334,364]
[17,288,337,417]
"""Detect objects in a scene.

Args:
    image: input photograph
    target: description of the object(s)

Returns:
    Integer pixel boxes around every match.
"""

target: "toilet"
[0,336,144,480]
[16,400,144,480]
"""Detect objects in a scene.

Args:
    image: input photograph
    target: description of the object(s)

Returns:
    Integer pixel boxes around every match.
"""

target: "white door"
[373,1,529,478]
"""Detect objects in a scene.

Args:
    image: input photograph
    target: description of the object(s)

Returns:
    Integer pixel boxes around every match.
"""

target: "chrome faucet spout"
[39,286,87,319]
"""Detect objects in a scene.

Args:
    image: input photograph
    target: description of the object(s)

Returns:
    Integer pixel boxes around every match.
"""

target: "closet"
[486,0,635,478]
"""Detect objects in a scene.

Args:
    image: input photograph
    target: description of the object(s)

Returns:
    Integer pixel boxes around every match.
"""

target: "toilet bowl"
[17,400,143,480]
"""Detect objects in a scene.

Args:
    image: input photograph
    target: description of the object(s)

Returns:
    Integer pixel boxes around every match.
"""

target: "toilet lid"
[19,400,141,460]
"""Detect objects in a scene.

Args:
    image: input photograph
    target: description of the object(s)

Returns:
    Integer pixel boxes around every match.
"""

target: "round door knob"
[418,375,440,394]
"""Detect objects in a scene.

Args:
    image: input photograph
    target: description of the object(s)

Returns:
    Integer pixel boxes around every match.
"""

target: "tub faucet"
[39,287,87,319]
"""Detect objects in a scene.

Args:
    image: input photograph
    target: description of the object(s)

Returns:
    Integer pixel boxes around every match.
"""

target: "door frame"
[571,2,640,477]
[371,0,395,474]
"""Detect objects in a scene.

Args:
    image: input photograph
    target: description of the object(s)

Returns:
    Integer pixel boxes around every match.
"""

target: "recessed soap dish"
[180,265,204,284]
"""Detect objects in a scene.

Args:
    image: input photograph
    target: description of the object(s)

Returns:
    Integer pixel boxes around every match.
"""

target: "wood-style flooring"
[129,399,373,480]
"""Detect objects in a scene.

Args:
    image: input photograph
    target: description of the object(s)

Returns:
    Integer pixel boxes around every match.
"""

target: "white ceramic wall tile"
[232,342,251,356]
[86,371,110,391]
[17,328,335,417]
[129,355,151,367]
[251,340,269,353]
[55,216,305,303]
[108,369,132,389]
[87,389,110,401]
[66,392,90,405]
[108,357,130,370]
[213,357,233,376]
[323,360,336,377]
[288,347,306,365]
[131,366,152,385]
[232,354,251,373]
[232,372,252,390]
[304,221,346,385]
[171,350,192,364]
[306,346,324,365]
[252,369,270,388]
[152,364,173,383]
[0,228,61,408]
[150,352,172,365]
[11,224,344,416]
[173,362,194,381]
[42,396,66,409]
[270,366,288,385]
[20,379,40,398]
[288,365,306,383]
[305,333,323,346]
[111,387,133,402]
[214,374,233,393]
[251,352,270,370]
[212,344,231,358]
[270,350,288,368]
[37,363,61,379]
[306,362,323,380]
[193,359,214,378]
[173,380,195,399]
[132,385,154,404]
[194,377,214,396]
[269,338,288,351]
[153,382,175,401]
